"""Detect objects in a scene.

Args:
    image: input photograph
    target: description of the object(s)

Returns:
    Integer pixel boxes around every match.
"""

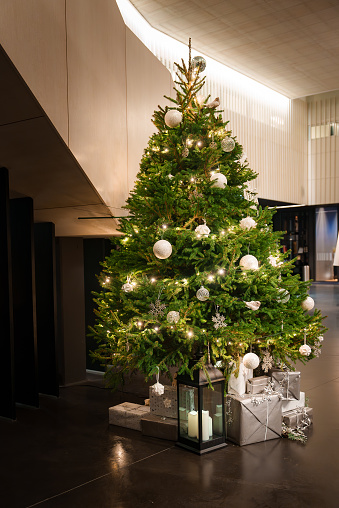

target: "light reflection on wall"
[116,0,308,206]
[315,207,338,281]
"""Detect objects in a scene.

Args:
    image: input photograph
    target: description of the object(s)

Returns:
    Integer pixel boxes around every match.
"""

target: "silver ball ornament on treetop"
[299,344,312,356]
[153,239,172,259]
[277,288,290,303]
[167,311,180,324]
[221,137,235,152]
[243,352,260,369]
[211,173,227,189]
[239,254,259,271]
[196,286,209,301]
[240,217,257,230]
[301,296,314,311]
[191,56,206,73]
[164,110,182,128]
[122,282,133,293]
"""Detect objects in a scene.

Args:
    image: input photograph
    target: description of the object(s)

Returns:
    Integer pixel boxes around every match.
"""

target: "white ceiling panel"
[129,0,339,98]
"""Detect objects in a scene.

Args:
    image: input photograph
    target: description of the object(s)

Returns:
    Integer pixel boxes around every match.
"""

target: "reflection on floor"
[1,284,339,508]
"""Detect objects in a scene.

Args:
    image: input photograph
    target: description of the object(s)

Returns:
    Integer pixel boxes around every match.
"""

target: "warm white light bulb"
[162,224,167,229]
[208,275,214,282]
[218,269,225,275]
[155,327,159,332]
[151,278,156,283]
[137,321,142,326]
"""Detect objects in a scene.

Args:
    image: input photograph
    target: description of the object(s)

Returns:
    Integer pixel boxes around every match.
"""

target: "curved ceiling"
[128,0,339,99]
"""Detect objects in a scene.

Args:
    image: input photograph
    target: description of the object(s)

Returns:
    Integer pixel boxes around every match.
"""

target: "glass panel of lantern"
[176,363,226,454]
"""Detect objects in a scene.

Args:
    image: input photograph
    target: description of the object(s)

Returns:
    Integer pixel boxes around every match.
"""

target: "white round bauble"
[277,288,290,303]
[221,137,235,152]
[167,310,180,324]
[299,344,312,356]
[196,286,209,301]
[164,110,182,128]
[239,255,259,271]
[122,282,133,293]
[153,239,172,259]
[301,296,314,311]
[243,352,260,369]
[195,223,210,237]
[240,216,257,230]
[211,173,227,188]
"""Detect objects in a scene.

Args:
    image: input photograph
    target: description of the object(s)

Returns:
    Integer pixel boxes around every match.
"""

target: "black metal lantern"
[176,363,226,454]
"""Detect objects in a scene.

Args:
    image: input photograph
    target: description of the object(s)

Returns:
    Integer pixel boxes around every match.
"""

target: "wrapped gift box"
[282,407,313,428]
[246,376,271,395]
[141,414,178,441]
[109,402,150,431]
[150,385,178,419]
[228,358,253,395]
[282,392,305,413]
[269,368,301,401]
[226,393,282,446]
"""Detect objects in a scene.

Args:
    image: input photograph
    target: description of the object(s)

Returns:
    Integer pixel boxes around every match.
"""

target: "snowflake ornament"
[149,299,166,318]
[163,398,172,408]
[212,307,227,329]
[261,350,274,373]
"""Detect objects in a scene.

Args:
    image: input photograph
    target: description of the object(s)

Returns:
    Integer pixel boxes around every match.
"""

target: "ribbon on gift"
[270,369,300,400]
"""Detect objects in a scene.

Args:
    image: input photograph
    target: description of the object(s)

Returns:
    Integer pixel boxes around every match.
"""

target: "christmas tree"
[90,49,326,390]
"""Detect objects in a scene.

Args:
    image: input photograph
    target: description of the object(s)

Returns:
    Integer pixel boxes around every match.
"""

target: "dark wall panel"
[0,168,15,419]
[84,239,111,371]
[56,237,86,385]
[34,222,59,396]
[10,197,39,407]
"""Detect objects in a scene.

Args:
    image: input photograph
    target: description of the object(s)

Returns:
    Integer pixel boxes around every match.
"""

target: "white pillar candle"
[213,413,223,435]
[188,410,198,438]
[209,416,213,437]
[202,410,210,441]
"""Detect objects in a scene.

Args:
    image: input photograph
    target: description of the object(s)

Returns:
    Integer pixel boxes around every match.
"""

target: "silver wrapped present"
[109,402,150,431]
[226,393,282,446]
[150,385,178,419]
[282,407,313,429]
[269,368,301,401]
[282,392,305,413]
[246,376,271,395]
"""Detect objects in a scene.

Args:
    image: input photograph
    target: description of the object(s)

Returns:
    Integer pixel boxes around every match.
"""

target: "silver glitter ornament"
[221,137,235,152]
[196,286,209,301]
[167,310,180,324]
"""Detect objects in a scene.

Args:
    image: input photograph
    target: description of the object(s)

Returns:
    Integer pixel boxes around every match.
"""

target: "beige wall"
[0,0,172,215]
[307,92,339,205]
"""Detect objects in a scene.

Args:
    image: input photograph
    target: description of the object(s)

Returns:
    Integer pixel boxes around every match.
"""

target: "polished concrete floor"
[1,284,339,508]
